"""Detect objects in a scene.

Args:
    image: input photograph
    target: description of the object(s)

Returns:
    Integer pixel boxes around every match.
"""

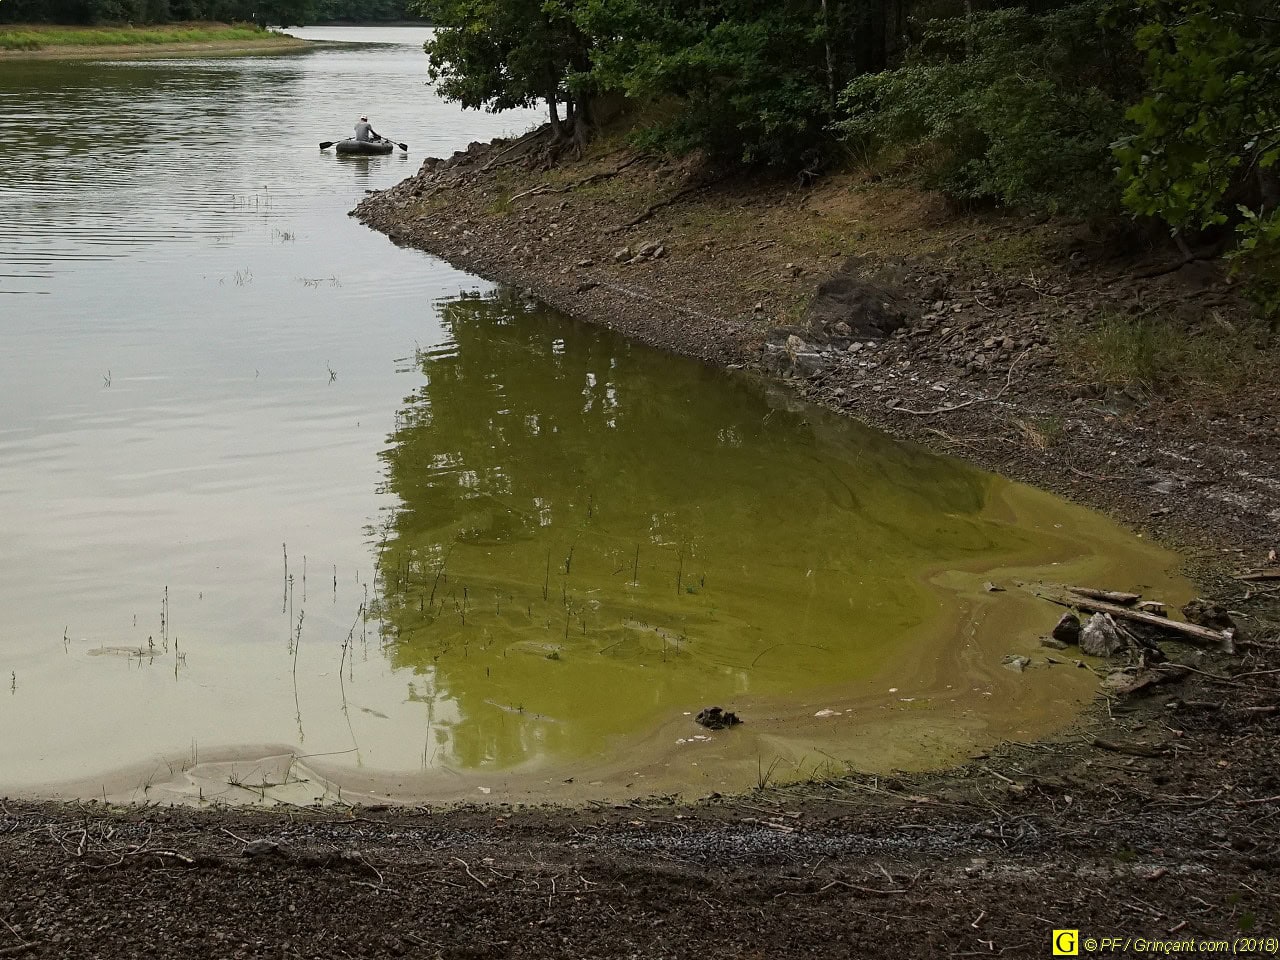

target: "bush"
[1114,0,1280,319]
[582,2,840,169]
[837,2,1137,216]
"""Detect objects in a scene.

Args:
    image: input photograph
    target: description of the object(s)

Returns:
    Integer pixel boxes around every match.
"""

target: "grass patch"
[1070,312,1269,402]
[1011,415,1064,451]
[0,22,279,51]
[487,189,514,216]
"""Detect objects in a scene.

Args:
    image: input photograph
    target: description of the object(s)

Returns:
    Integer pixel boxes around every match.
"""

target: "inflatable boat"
[334,138,395,155]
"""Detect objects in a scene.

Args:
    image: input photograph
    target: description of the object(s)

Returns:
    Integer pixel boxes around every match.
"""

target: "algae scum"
[359,292,1187,797]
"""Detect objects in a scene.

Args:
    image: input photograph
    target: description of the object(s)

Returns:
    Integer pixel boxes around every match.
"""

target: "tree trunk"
[571,94,593,154]
[819,0,836,110]
[547,90,564,141]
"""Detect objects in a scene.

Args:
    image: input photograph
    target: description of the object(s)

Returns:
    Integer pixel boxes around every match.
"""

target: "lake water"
[0,28,1189,805]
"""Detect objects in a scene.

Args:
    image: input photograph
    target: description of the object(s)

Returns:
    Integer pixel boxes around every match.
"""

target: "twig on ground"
[453,856,488,889]
[890,351,1029,416]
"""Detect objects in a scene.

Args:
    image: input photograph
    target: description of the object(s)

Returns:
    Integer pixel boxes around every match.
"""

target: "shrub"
[837,2,1137,216]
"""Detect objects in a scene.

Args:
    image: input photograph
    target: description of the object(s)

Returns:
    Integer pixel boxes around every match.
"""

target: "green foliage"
[1230,207,1280,320]
[837,2,1136,215]
[416,0,593,136]
[579,0,838,167]
[419,0,910,166]
[1114,0,1280,317]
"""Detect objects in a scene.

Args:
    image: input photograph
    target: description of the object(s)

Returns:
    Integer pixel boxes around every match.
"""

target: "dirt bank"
[4,131,1280,958]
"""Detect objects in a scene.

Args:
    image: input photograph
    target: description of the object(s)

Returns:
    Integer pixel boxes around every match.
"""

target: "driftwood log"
[1068,587,1142,605]
[1041,593,1232,650]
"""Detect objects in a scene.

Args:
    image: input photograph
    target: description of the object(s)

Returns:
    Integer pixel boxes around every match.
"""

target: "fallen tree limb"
[1091,737,1166,758]
[1069,587,1142,606]
[1236,569,1280,582]
[1038,593,1232,650]
[609,178,723,232]
[480,125,549,172]
[510,155,652,204]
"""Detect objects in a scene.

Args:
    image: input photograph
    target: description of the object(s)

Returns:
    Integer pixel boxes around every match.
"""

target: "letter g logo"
[1052,930,1079,956]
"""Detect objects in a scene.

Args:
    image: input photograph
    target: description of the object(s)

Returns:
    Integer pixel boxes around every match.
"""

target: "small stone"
[612,247,631,262]
[576,258,594,268]
[1002,655,1031,673]
[984,582,1005,592]
[243,839,287,859]
[1040,636,1069,650]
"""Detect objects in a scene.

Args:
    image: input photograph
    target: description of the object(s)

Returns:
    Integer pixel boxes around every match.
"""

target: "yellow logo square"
[1053,930,1079,956]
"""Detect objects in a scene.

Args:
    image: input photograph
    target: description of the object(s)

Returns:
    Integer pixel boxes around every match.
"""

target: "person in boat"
[353,115,380,143]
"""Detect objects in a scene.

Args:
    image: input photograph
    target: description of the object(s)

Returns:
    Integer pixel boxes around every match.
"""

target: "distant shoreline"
[0,24,310,60]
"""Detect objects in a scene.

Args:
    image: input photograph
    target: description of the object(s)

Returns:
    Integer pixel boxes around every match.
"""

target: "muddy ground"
[5,131,1280,958]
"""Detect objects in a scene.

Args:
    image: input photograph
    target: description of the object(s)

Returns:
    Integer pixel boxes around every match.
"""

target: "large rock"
[802,256,916,343]
[1079,613,1128,658]
[1052,613,1082,645]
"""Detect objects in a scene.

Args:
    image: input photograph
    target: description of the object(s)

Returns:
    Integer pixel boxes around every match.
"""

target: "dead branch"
[1069,587,1142,606]
[480,126,550,172]
[1091,737,1166,758]
[1039,593,1231,650]
[609,177,723,232]
[818,878,908,896]
[511,155,652,204]
[453,857,488,889]
[1237,569,1280,582]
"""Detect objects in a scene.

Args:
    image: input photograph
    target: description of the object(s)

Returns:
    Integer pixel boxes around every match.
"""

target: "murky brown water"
[0,30,1191,806]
